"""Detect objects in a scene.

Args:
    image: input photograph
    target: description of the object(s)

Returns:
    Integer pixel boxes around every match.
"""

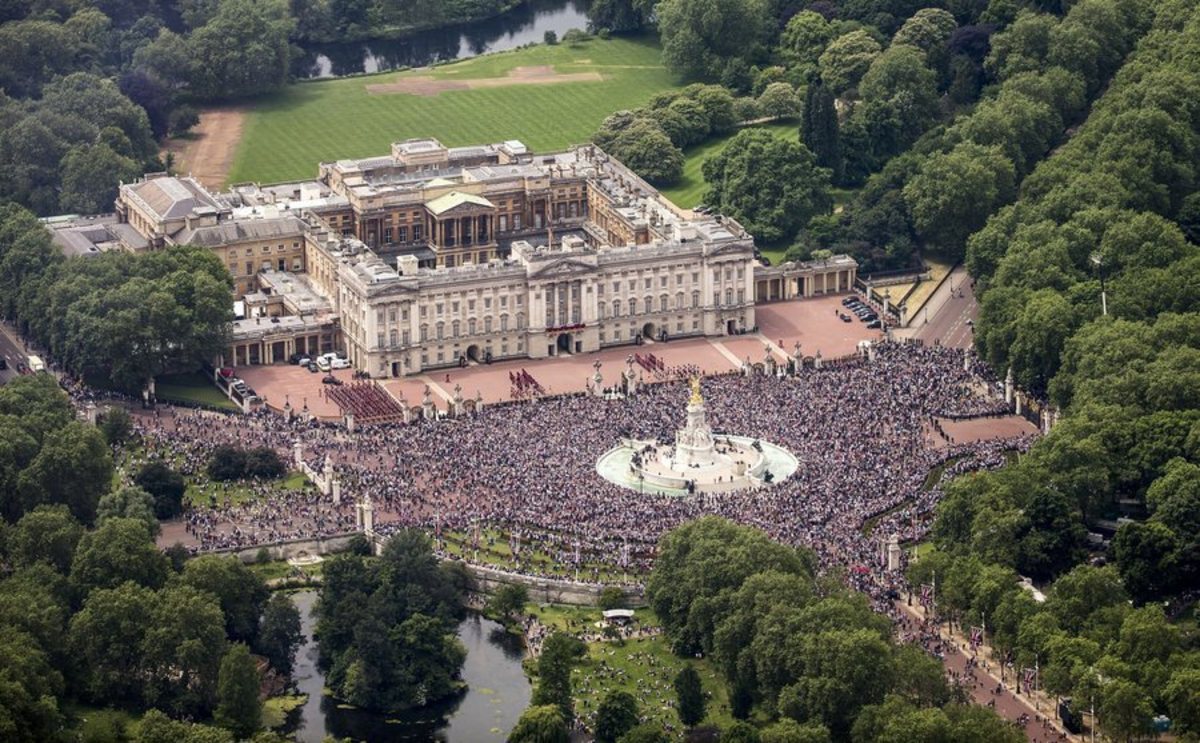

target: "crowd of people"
[128,341,1034,602]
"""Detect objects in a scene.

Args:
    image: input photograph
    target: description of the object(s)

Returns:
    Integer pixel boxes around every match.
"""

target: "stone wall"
[208,532,646,607]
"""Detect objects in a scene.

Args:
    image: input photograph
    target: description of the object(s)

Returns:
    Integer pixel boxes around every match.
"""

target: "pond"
[293,0,592,79]
[286,590,532,742]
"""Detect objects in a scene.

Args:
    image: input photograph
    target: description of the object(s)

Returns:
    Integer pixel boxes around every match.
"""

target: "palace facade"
[67,138,857,377]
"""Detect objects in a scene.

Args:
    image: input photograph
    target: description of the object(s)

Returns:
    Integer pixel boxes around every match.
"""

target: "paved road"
[0,320,27,385]
[899,602,1078,742]
[912,267,979,349]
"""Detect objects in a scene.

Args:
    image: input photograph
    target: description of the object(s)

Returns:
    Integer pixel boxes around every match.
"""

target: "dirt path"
[366,65,604,96]
[161,105,248,190]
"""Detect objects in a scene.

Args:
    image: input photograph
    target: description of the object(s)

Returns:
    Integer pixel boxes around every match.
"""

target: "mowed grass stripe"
[228,37,678,185]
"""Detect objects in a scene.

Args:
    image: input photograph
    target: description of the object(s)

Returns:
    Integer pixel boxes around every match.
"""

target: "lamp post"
[1090,252,1107,316]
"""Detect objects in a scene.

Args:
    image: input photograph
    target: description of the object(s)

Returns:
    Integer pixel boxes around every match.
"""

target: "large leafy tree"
[69,581,159,706]
[508,704,569,743]
[903,142,1015,259]
[70,517,170,598]
[17,422,113,525]
[257,592,303,677]
[594,690,639,743]
[657,0,774,81]
[178,555,270,645]
[186,0,294,99]
[702,129,832,244]
[215,643,262,738]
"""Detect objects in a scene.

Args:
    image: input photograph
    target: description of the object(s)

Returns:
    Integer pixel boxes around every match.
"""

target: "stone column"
[1015,392,1023,416]
[422,385,436,420]
[293,440,304,469]
[452,383,464,418]
[887,534,902,572]
[345,411,355,433]
[1004,367,1014,404]
[331,479,342,505]
[814,350,823,370]
[363,496,375,534]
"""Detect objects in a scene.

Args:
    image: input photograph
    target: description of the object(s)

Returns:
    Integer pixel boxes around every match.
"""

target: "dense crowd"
[129,342,1033,604]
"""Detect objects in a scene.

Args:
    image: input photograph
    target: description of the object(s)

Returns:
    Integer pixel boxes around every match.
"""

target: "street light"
[1090,252,1107,316]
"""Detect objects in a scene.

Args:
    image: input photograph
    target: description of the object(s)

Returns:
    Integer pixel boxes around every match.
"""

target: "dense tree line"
[788,0,1150,270]
[0,204,232,392]
[0,473,303,740]
[642,517,1023,741]
[0,0,293,215]
[315,529,472,711]
[914,4,1200,740]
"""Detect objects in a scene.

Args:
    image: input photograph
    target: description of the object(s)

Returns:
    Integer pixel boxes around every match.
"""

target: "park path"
[898,602,1080,742]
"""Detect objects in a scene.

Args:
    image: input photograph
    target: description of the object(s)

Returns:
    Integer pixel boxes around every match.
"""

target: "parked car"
[317,357,332,372]
[16,362,28,374]
[840,314,852,323]
[288,352,306,364]
[867,319,882,329]
[841,297,857,306]
[306,361,319,373]
[295,357,311,367]
[322,374,344,386]
[330,358,351,370]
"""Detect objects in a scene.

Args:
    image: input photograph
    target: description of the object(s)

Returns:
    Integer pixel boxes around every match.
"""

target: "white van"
[316,356,332,372]
[27,355,45,373]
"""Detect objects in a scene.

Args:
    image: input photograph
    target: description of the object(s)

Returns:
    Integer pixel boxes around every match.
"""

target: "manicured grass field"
[660,122,799,210]
[229,36,680,185]
[156,371,239,411]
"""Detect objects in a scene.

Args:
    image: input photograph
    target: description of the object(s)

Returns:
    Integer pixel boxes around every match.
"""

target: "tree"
[69,581,158,706]
[606,118,684,185]
[508,704,568,743]
[758,82,801,119]
[780,11,834,72]
[97,485,160,537]
[17,421,113,524]
[647,517,813,654]
[70,517,170,598]
[702,129,832,243]
[215,643,262,739]
[257,592,303,677]
[208,445,248,481]
[761,719,831,743]
[141,584,228,717]
[594,690,639,743]
[618,723,669,743]
[179,554,270,644]
[0,625,65,743]
[587,0,652,33]
[675,665,706,727]
[802,82,841,181]
[59,142,142,214]
[818,30,881,94]
[543,30,558,45]
[1164,668,1200,739]
[902,143,1015,259]
[1100,679,1153,743]
[486,583,529,623]
[135,460,186,519]
[531,633,585,723]
[1112,521,1178,602]
[892,8,958,55]
[598,586,627,611]
[657,0,774,81]
[187,0,294,100]
[98,406,133,445]
[7,504,83,573]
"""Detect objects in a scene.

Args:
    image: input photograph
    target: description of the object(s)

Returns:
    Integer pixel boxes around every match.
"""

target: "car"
[867,320,882,329]
[295,356,311,367]
[841,297,857,306]
[16,362,28,374]
[840,314,852,323]
[861,314,878,323]
[330,358,351,370]
[288,352,307,365]
[317,357,332,372]
[322,374,344,385]
[306,361,319,373]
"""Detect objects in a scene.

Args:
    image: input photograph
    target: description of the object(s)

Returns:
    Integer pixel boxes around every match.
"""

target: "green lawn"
[229,36,679,185]
[156,371,239,411]
[659,122,799,210]
[572,635,734,735]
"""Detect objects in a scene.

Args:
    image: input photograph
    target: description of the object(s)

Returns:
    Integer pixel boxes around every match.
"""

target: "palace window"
[500,314,509,331]
[643,297,653,314]
[420,324,429,341]
[402,330,410,345]
[398,226,408,242]
[413,225,422,240]
[468,318,477,335]
[384,227,393,244]
[628,298,637,315]
[388,307,397,323]
[484,316,492,333]
[660,295,669,311]
[726,288,733,305]
[389,330,398,346]
[737,289,745,303]
[692,291,700,308]
[436,322,444,340]
[452,320,460,337]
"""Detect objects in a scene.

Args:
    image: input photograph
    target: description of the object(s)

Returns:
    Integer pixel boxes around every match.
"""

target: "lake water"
[293,0,592,79]
[286,590,532,742]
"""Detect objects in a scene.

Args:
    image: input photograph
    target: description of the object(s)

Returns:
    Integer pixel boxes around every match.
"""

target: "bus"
[26,355,45,373]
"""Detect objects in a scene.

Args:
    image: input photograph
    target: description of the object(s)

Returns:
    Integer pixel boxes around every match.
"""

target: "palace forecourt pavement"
[240,295,880,418]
